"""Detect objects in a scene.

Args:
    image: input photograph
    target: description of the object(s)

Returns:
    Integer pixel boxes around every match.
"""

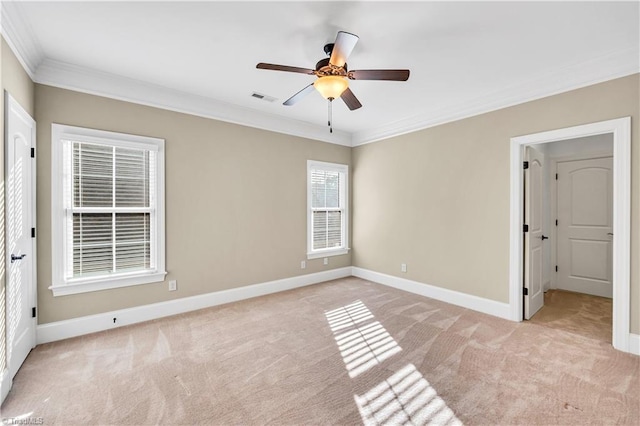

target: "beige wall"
[352,74,640,334]
[1,37,36,372]
[23,65,640,337]
[35,84,351,324]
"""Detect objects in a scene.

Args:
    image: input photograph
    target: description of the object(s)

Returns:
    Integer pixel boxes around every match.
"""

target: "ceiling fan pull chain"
[328,99,333,133]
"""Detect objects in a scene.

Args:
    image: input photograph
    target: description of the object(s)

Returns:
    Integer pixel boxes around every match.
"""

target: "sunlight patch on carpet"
[325,300,374,332]
[355,364,463,426]
[325,300,401,377]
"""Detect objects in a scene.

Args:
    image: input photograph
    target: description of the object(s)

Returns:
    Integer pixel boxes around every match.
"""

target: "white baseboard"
[352,267,511,320]
[32,266,640,358]
[1,368,11,405]
[37,267,351,344]
[629,333,640,356]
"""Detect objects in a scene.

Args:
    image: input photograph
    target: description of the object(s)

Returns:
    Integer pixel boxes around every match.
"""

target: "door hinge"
[30,147,35,158]
[523,224,529,233]
[555,265,558,272]
[523,161,529,170]
[555,219,558,226]
[32,307,36,318]
[31,227,36,238]
[555,173,558,180]
[523,288,529,296]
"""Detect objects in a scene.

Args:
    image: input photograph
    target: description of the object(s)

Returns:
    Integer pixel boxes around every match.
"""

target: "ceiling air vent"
[251,92,277,102]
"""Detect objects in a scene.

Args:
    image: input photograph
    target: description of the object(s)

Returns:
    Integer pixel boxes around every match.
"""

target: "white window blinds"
[65,141,156,279]
[307,161,348,258]
[52,124,165,296]
[311,169,343,250]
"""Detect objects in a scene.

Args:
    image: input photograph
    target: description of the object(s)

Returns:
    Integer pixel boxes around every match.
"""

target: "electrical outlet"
[323,257,329,265]
[169,280,177,291]
[301,260,306,269]
[401,263,407,273]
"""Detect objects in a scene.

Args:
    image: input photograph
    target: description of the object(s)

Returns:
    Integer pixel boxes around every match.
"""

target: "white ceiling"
[2,1,639,145]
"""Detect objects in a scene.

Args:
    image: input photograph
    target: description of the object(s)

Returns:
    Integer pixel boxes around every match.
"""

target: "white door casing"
[524,146,545,319]
[4,92,37,381]
[509,117,630,353]
[556,157,613,298]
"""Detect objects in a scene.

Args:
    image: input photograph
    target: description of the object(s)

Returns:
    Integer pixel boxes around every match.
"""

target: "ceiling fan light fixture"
[313,76,348,99]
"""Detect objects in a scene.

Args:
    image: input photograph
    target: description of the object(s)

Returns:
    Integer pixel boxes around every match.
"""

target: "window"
[307,160,349,259]
[51,124,166,296]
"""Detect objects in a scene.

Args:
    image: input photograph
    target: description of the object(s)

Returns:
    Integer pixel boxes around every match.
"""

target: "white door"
[557,157,613,298]
[5,93,36,380]
[524,146,545,319]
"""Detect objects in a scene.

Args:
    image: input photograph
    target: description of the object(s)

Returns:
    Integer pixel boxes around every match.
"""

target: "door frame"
[1,92,37,403]
[509,117,631,352]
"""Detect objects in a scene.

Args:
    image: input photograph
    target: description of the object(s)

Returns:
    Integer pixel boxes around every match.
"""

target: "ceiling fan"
[256,31,410,132]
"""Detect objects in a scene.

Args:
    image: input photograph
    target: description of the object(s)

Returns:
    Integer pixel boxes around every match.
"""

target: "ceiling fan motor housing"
[315,57,348,76]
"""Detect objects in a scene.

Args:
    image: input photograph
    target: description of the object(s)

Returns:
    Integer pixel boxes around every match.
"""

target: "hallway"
[529,289,612,343]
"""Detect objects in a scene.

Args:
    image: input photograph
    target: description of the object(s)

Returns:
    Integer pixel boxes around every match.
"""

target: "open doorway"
[525,135,614,343]
[509,117,631,353]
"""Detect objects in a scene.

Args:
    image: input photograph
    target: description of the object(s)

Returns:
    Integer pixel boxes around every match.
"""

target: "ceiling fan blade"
[340,88,362,111]
[329,31,359,68]
[283,84,315,106]
[349,69,410,81]
[257,63,315,75]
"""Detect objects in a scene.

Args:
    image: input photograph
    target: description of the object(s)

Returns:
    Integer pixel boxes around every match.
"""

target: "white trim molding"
[0,1,44,78]
[37,267,352,344]
[34,52,639,149]
[352,267,511,320]
[352,47,639,146]
[1,369,11,405]
[50,272,169,297]
[3,3,639,148]
[35,59,352,147]
[510,117,631,352]
[630,333,640,356]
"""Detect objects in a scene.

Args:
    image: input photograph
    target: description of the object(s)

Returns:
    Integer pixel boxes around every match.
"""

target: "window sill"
[49,271,168,296]
[307,248,350,260]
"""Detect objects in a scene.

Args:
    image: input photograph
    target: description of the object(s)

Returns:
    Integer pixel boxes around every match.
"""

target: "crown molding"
[1,0,349,145]
[352,47,640,146]
[34,59,351,146]
[3,0,638,148]
[0,1,44,79]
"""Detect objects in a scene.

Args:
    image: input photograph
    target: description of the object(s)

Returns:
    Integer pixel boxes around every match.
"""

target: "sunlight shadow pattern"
[355,364,463,426]
[325,301,401,378]
[326,300,374,332]
[335,321,402,378]
[7,157,24,365]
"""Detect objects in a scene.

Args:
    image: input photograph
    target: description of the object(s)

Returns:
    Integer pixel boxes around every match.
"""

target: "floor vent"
[251,92,277,102]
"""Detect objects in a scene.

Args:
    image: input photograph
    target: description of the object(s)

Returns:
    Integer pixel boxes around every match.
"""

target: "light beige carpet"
[1,277,638,425]
[529,289,613,344]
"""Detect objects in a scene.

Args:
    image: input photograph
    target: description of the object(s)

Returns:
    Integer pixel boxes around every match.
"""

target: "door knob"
[607,233,614,236]
[10,254,27,263]
[541,235,549,240]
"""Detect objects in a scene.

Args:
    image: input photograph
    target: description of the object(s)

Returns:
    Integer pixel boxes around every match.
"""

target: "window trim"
[50,124,166,296]
[307,160,349,260]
